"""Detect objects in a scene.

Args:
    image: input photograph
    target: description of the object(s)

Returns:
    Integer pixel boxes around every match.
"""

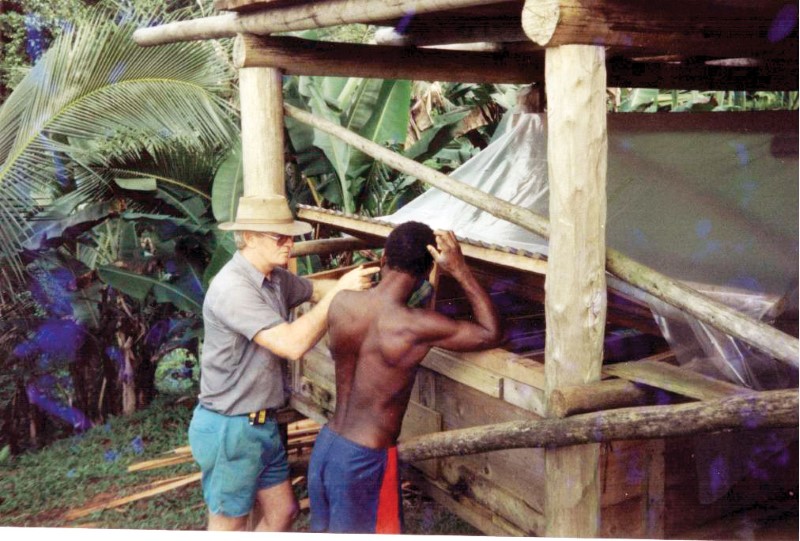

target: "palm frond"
[0,13,237,296]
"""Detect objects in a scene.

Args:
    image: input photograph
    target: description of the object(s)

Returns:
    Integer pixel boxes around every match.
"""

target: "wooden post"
[543,44,608,538]
[238,66,285,198]
[238,64,287,531]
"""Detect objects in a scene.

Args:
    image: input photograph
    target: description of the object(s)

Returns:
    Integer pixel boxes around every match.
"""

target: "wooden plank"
[234,34,544,84]
[459,348,545,389]
[421,348,503,398]
[399,401,443,478]
[289,394,330,424]
[439,459,545,534]
[135,0,511,47]
[503,378,546,417]
[397,389,799,462]
[63,472,202,520]
[291,236,373,257]
[434,375,546,514]
[406,468,527,537]
[297,376,336,414]
[302,344,335,383]
[603,359,756,401]
[296,206,548,275]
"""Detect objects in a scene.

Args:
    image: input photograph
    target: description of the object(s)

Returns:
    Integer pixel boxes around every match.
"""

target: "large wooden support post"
[238,64,287,531]
[238,66,285,197]
[543,44,608,538]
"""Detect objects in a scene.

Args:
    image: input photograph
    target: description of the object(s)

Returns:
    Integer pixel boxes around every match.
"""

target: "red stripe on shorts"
[375,446,400,533]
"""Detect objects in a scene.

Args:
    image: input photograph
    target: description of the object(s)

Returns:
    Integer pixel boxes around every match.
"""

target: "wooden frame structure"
[134,1,798,537]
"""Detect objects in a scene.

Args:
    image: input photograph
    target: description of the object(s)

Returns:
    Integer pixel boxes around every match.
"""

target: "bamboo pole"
[291,237,373,258]
[283,104,800,367]
[233,34,543,84]
[133,0,511,47]
[398,389,799,462]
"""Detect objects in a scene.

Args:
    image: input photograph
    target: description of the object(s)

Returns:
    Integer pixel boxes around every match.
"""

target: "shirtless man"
[307,221,502,534]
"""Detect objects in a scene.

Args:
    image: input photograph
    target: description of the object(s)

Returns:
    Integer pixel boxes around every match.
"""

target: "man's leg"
[254,479,298,531]
[207,511,249,531]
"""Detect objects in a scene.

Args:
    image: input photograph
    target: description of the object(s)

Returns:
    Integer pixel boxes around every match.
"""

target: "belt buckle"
[248,409,269,426]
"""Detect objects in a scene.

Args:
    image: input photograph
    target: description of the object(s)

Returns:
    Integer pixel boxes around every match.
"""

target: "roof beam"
[233,34,543,83]
[134,0,511,47]
[521,0,798,59]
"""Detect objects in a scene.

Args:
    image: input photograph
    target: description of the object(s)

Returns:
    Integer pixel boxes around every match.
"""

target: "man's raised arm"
[425,230,502,351]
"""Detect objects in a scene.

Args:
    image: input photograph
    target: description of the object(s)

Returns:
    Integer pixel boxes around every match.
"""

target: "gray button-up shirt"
[198,251,313,415]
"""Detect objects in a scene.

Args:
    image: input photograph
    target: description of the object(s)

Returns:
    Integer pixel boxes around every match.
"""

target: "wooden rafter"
[233,34,543,83]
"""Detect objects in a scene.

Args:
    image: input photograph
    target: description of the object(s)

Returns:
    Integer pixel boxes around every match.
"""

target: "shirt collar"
[232,250,275,289]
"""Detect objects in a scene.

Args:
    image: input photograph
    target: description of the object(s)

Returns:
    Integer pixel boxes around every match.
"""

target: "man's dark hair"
[384,221,436,277]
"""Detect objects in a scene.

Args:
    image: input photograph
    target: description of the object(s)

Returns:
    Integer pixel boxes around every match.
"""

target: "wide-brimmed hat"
[218,195,313,236]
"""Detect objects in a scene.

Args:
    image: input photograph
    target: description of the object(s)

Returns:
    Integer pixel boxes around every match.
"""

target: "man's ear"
[380,254,387,268]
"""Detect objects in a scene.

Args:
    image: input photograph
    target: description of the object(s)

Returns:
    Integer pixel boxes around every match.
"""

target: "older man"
[189,195,378,532]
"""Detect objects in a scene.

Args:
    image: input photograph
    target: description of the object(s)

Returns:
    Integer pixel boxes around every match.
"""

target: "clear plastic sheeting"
[649,282,797,391]
[384,107,798,506]
[384,109,798,391]
[384,111,550,254]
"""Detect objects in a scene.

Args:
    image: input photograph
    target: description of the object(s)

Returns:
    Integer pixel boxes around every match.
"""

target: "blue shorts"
[308,425,403,533]
[188,405,289,517]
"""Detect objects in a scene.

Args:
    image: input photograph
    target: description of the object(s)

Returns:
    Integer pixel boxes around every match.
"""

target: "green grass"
[0,392,481,535]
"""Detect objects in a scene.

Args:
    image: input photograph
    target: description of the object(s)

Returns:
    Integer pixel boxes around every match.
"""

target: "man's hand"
[427,230,468,278]
[336,265,380,292]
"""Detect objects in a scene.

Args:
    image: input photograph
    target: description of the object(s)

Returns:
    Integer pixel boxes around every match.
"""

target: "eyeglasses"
[262,232,293,246]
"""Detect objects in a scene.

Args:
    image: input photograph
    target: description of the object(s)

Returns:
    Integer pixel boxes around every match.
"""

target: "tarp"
[384,109,799,390]
[384,107,799,503]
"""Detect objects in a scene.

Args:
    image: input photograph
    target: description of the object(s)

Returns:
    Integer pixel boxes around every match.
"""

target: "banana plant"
[286,74,412,214]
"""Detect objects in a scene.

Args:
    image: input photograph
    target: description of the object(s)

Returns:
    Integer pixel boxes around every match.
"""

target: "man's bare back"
[326,227,502,449]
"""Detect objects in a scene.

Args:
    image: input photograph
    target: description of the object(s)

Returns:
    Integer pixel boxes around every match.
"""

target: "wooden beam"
[543,44,607,538]
[397,388,799,462]
[606,57,799,91]
[295,206,548,275]
[521,0,798,59]
[284,105,800,367]
[239,67,284,197]
[291,236,373,258]
[134,0,512,47]
[233,34,543,84]
[421,348,504,398]
[603,359,756,401]
[548,378,651,419]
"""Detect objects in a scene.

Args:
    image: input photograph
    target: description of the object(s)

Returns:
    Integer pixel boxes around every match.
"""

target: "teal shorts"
[188,405,289,517]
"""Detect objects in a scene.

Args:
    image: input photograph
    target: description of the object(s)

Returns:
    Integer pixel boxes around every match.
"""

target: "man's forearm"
[453,268,501,343]
[255,286,340,361]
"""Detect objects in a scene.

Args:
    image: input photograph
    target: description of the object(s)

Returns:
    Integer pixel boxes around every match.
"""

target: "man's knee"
[208,511,249,531]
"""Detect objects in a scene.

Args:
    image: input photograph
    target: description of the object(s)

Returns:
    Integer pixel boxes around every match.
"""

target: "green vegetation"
[0,391,479,534]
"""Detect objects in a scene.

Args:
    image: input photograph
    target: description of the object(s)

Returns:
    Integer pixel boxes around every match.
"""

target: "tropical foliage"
[2,3,795,462]
[0,4,237,452]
